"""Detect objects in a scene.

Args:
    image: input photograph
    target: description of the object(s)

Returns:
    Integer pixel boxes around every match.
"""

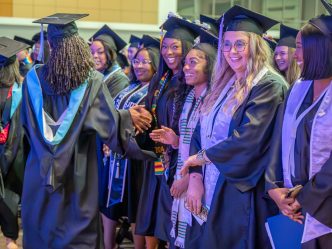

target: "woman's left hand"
[180,154,204,176]
[170,174,189,198]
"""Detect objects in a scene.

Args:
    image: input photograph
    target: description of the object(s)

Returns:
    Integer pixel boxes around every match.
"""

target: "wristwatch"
[196,149,210,164]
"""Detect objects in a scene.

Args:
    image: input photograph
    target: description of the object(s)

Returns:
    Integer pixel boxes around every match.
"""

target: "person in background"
[127,35,141,62]
[149,29,218,248]
[13,36,34,77]
[266,5,332,249]
[90,24,129,98]
[21,13,155,249]
[274,24,301,85]
[0,37,29,249]
[181,5,288,249]
[31,31,50,64]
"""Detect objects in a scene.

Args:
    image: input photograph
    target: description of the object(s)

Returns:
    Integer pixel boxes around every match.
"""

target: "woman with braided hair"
[21,14,154,249]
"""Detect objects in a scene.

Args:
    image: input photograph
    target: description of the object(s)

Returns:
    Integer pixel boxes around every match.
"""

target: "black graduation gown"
[135,74,179,239]
[99,82,148,223]
[103,63,129,98]
[21,67,154,249]
[0,84,26,195]
[97,63,129,219]
[19,62,33,77]
[266,85,332,249]
[185,72,287,249]
[0,84,26,240]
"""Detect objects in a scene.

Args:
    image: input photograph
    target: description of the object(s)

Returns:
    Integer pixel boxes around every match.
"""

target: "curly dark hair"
[43,34,95,94]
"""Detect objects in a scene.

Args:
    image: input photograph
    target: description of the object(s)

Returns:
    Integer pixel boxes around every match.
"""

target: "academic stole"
[0,86,13,144]
[107,83,149,207]
[170,88,206,248]
[151,71,170,176]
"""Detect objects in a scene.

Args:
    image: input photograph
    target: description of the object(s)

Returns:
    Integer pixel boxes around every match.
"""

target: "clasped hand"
[129,105,152,134]
[268,188,304,224]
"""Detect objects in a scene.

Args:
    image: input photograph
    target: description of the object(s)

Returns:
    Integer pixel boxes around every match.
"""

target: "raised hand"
[149,126,179,148]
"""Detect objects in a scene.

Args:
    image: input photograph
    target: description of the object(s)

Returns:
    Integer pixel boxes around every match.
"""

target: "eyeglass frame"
[131,58,152,66]
[221,39,248,53]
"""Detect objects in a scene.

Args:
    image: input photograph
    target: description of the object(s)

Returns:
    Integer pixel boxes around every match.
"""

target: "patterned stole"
[170,88,207,248]
[151,71,171,175]
[106,83,149,207]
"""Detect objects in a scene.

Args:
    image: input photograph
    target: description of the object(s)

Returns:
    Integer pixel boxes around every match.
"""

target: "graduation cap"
[277,24,298,48]
[219,5,279,35]
[14,36,34,48]
[321,0,332,15]
[90,24,127,52]
[140,35,160,49]
[198,29,219,49]
[33,13,88,62]
[31,31,48,43]
[33,13,88,41]
[0,37,30,67]
[160,14,202,42]
[129,35,141,48]
[200,14,219,35]
[309,14,332,38]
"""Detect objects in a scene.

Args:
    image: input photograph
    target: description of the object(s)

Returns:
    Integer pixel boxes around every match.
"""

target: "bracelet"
[196,149,210,164]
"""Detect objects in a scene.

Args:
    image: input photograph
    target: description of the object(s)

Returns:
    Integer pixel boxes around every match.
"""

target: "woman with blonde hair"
[180,5,288,249]
[274,24,301,85]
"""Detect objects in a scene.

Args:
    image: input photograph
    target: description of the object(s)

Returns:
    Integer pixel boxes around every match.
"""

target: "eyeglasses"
[221,39,248,52]
[132,59,152,66]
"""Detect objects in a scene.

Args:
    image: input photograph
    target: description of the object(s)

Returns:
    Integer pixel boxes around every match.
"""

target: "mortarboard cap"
[200,15,220,35]
[198,29,219,49]
[263,36,278,51]
[33,13,88,41]
[219,5,279,35]
[277,24,298,48]
[321,0,332,15]
[0,37,30,67]
[90,24,127,52]
[309,14,332,38]
[129,35,141,48]
[140,35,160,49]
[160,14,202,42]
[32,31,48,43]
[14,36,34,48]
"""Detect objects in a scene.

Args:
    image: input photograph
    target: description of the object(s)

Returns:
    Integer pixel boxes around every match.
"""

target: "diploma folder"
[265,214,304,249]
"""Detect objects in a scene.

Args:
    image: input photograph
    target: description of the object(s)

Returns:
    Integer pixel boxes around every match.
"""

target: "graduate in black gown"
[135,14,202,246]
[89,24,129,98]
[31,31,50,64]
[149,29,218,248]
[99,36,160,249]
[0,37,29,249]
[21,13,155,249]
[266,8,332,249]
[181,5,288,249]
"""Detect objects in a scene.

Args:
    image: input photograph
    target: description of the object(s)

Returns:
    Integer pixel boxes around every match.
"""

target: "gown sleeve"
[189,121,203,174]
[297,154,332,227]
[84,81,156,161]
[265,101,286,191]
[205,79,287,192]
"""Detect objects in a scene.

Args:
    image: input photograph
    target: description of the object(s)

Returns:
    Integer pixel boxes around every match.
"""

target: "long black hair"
[300,23,332,80]
[147,39,193,132]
